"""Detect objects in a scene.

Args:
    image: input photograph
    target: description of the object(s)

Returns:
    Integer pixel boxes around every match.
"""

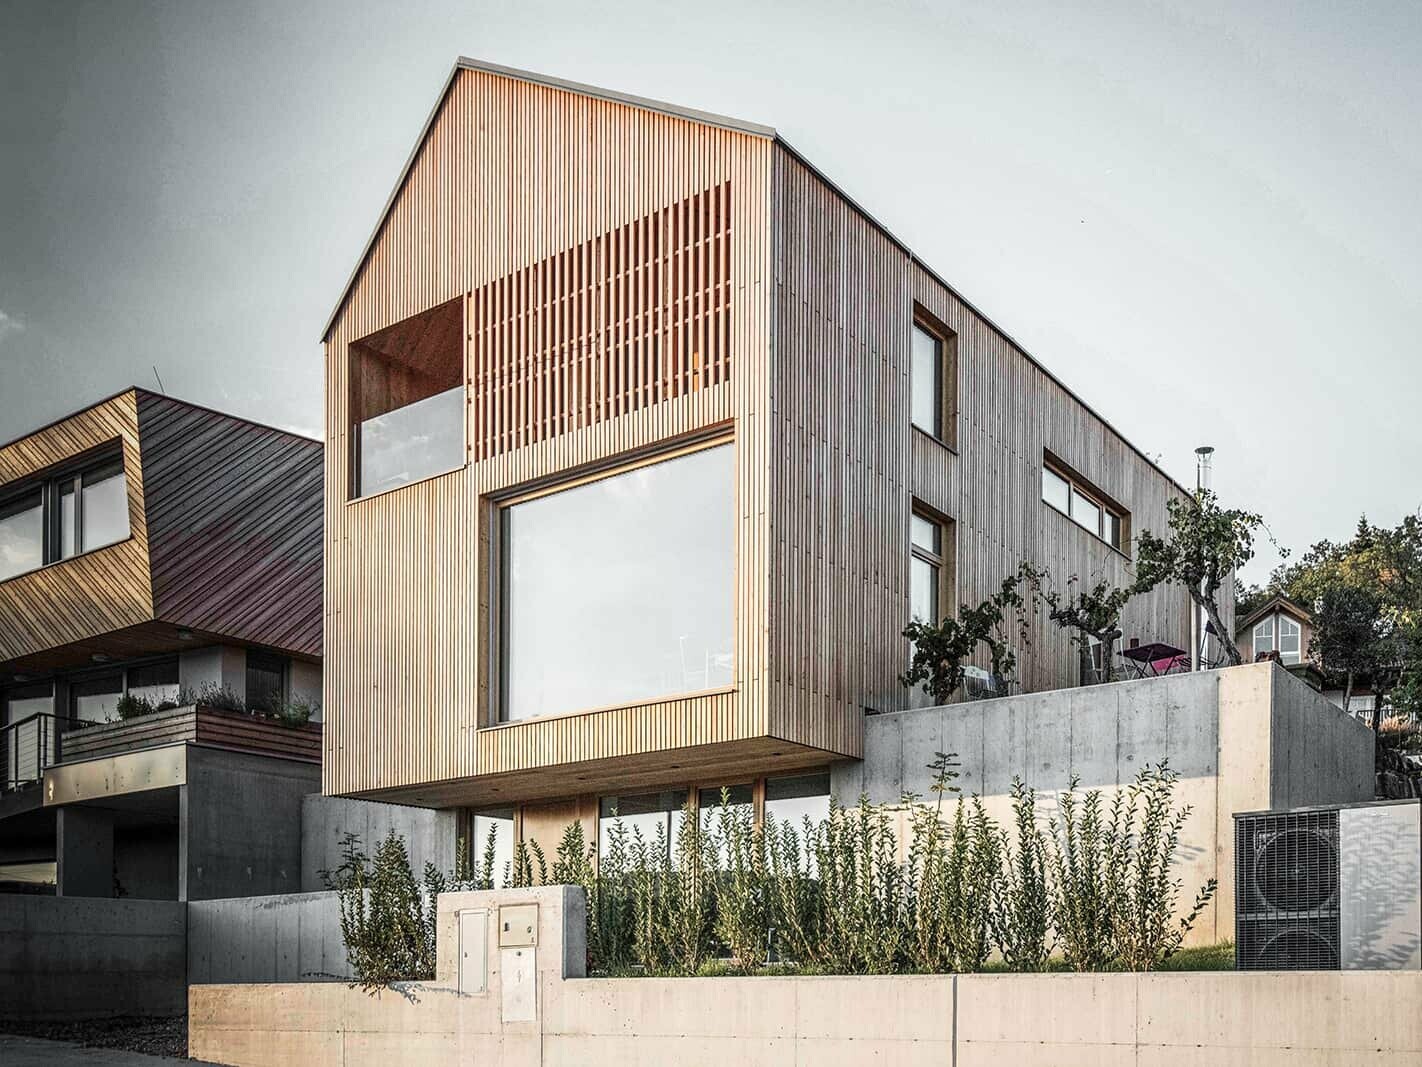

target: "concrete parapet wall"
[188,891,350,985]
[833,663,1374,944]
[300,794,456,893]
[0,895,186,1020]
[190,884,1422,1064]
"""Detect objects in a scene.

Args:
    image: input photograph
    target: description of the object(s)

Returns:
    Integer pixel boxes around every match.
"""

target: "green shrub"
[114,693,157,721]
[272,694,318,728]
[322,830,445,992]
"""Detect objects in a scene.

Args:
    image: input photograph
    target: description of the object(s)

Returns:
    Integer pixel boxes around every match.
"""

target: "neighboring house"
[318,58,1209,858]
[1233,593,1381,717]
[0,388,324,898]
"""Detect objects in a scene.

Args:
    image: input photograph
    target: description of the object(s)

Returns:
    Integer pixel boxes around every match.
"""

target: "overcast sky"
[2,0,1419,582]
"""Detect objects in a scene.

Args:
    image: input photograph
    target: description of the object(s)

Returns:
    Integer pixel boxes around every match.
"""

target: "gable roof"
[1236,593,1312,635]
[322,56,1190,498]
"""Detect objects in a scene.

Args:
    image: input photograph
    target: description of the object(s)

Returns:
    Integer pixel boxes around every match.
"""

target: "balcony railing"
[1,714,98,793]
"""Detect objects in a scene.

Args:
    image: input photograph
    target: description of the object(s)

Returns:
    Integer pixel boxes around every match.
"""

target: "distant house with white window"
[1234,593,1383,720]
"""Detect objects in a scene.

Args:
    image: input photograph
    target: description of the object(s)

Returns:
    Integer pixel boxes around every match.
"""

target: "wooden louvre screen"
[469,181,732,459]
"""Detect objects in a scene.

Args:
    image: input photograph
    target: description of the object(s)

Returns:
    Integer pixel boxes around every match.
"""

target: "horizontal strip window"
[1041,461,1127,552]
[0,447,129,583]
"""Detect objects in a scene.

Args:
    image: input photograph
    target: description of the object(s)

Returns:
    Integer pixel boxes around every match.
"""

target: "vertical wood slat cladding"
[469,181,732,460]
[323,68,772,798]
[137,392,323,658]
[0,392,152,663]
[768,147,1193,739]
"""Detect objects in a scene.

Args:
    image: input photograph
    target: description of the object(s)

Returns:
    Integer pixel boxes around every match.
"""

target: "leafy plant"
[272,693,319,728]
[179,682,246,713]
[992,778,1052,971]
[323,829,444,992]
[901,565,1036,703]
[115,693,157,721]
[1044,762,1215,971]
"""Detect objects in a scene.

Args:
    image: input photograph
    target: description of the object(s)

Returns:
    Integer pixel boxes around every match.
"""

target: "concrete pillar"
[56,806,114,898]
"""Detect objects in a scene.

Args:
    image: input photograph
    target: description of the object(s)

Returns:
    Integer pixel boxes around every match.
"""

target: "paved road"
[0,1034,218,1065]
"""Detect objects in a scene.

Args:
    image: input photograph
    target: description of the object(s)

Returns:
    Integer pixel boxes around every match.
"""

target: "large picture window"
[498,442,734,723]
[0,449,129,582]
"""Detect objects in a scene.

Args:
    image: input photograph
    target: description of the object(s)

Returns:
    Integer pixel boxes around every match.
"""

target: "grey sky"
[2,0,1419,583]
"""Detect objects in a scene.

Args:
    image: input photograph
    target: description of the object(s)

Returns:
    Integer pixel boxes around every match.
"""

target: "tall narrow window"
[1278,616,1301,665]
[0,491,43,581]
[471,808,514,887]
[245,651,287,713]
[499,443,733,723]
[1252,619,1273,660]
[911,323,942,439]
[910,511,945,625]
[350,297,464,498]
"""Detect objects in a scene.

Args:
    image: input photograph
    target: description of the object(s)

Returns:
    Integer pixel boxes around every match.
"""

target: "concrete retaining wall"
[0,895,186,1020]
[833,662,1375,943]
[189,887,1422,1065]
[300,794,456,893]
[188,891,350,985]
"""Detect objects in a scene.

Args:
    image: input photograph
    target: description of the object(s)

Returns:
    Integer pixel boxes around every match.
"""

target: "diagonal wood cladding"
[0,391,152,663]
[0,389,323,669]
[138,391,323,658]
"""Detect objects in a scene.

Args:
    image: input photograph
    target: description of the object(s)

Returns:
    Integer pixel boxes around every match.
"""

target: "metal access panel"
[458,909,488,994]
[501,946,536,1022]
[1341,802,1422,970]
[498,903,538,947]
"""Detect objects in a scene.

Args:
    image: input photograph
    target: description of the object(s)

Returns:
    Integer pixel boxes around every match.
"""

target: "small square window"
[1042,467,1070,514]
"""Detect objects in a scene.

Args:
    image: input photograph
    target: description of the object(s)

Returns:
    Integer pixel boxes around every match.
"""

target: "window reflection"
[764,772,831,871]
[0,493,42,580]
[598,790,688,863]
[500,444,734,722]
[80,461,128,552]
[472,808,515,887]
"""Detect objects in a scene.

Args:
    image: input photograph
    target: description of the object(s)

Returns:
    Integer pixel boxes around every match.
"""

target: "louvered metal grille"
[1236,809,1340,970]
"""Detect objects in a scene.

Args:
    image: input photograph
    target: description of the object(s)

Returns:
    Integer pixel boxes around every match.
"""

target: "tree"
[1027,571,1137,685]
[1133,489,1277,666]
[901,566,1035,704]
[1270,514,1422,729]
[1232,578,1269,621]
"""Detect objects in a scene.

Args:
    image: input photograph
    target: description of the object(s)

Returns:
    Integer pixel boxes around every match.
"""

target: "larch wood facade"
[321,59,1206,808]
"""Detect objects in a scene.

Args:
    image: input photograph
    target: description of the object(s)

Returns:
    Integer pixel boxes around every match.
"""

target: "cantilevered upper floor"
[320,59,1206,809]
[0,389,323,797]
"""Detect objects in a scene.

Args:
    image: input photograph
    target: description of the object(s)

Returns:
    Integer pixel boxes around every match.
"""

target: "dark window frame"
[0,443,129,584]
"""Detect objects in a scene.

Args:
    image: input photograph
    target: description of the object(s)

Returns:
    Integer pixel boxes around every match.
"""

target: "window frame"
[1277,614,1302,665]
[487,433,736,728]
[347,296,469,502]
[1040,456,1129,554]
[1252,618,1274,660]
[910,309,958,450]
[910,506,950,627]
[0,444,130,585]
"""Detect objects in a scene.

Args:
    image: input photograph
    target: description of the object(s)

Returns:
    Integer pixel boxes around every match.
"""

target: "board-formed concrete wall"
[0,895,186,1020]
[300,793,457,892]
[188,891,350,985]
[832,662,1374,944]
[189,886,1422,1066]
